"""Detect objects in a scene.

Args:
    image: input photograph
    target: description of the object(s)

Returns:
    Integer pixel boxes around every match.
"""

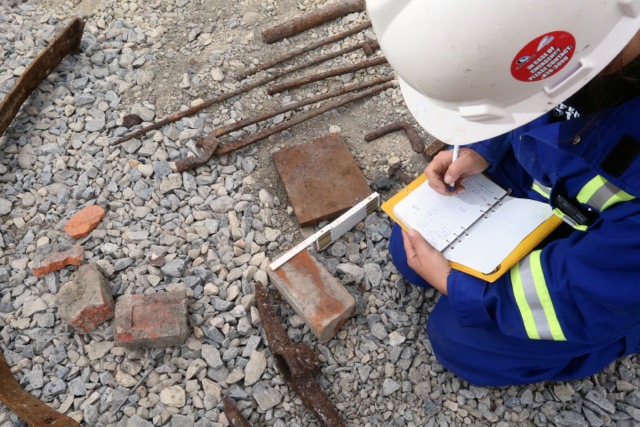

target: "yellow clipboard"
[382,174,563,282]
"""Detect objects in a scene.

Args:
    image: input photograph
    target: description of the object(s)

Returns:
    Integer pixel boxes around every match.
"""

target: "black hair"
[578,55,640,115]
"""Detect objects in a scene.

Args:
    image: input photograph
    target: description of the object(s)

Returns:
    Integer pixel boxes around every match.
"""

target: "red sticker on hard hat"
[511,31,576,82]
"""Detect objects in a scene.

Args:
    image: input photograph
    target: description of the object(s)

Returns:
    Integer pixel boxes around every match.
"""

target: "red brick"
[267,250,355,343]
[32,245,83,277]
[114,292,189,349]
[56,263,114,333]
[64,205,105,239]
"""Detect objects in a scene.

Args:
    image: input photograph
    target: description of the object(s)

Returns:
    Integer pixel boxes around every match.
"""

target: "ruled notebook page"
[392,174,506,251]
[443,197,553,273]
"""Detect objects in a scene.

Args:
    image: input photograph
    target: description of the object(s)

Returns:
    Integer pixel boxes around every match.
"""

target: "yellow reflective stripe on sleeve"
[511,251,567,341]
[600,185,635,210]
[576,175,635,212]
[531,180,551,199]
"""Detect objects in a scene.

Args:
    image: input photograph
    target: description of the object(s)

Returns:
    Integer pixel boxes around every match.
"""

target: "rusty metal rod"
[175,77,393,171]
[216,81,394,156]
[175,138,219,173]
[424,139,450,162]
[268,56,388,95]
[0,17,84,137]
[237,20,371,80]
[215,75,393,137]
[239,36,375,85]
[223,397,253,427]
[363,40,380,57]
[0,352,81,426]
[255,281,347,427]
[388,164,414,185]
[111,79,262,146]
[365,121,424,154]
[112,35,378,147]
[262,0,366,44]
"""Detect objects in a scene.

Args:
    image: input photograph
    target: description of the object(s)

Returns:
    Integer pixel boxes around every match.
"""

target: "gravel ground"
[2,1,640,426]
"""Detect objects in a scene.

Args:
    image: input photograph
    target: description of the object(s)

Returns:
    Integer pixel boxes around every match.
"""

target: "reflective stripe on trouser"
[510,250,566,341]
[576,175,635,212]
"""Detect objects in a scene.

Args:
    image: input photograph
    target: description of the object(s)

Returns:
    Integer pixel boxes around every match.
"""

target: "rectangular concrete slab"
[272,133,371,227]
[267,250,355,343]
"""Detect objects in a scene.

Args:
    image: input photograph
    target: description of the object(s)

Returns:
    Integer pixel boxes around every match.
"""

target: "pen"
[449,144,460,193]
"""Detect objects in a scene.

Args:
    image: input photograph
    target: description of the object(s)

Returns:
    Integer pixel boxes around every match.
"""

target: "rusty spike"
[254,282,347,427]
[0,352,81,426]
[0,17,84,137]
[261,0,366,44]
[223,397,253,427]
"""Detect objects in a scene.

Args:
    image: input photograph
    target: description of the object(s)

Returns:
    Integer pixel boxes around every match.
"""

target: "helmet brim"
[399,78,537,145]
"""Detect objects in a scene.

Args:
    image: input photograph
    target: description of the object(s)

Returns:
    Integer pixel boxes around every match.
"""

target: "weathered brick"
[64,205,106,239]
[32,245,83,277]
[267,250,355,343]
[114,292,189,349]
[56,263,114,333]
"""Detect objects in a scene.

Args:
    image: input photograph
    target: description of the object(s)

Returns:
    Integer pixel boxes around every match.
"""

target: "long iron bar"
[214,75,393,137]
[237,20,371,80]
[0,17,84,137]
[261,0,365,44]
[268,56,388,95]
[215,80,394,155]
[174,76,394,171]
[0,352,81,426]
[112,36,379,146]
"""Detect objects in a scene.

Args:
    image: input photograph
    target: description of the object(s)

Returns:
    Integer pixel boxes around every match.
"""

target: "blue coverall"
[389,96,640,386]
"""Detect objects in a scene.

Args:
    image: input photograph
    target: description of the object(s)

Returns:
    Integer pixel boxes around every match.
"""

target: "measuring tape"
[269,193,380,271]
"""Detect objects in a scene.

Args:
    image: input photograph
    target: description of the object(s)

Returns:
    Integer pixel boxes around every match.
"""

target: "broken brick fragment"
[32,245,83,277]
[114,292,189,349]
[64,205,106,239]
[56,263,114,333]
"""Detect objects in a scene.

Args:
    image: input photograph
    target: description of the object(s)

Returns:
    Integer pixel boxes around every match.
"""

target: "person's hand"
[402,229,451,295]
[425,145,490,195]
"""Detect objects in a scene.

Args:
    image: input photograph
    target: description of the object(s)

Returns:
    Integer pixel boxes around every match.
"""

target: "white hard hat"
[367,0,640,144]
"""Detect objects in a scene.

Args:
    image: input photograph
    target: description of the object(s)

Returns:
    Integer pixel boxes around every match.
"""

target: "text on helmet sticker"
[511,31,576,82]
